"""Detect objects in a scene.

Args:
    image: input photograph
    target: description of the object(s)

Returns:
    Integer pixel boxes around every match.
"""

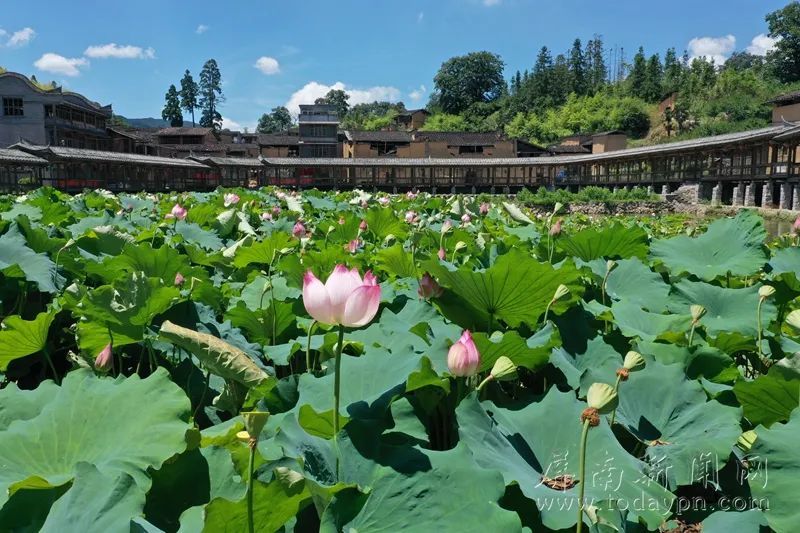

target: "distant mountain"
[119,117,170,128]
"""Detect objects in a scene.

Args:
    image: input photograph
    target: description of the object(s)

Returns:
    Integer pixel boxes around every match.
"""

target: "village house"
[0,71,112,149]
[394,109,430,130]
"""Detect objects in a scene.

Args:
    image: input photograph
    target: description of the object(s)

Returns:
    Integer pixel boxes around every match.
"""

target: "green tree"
[628,47,648,99]
[179,70,199,127]
[419,113,469,131]
[663,48,683,94]
[568,38,588,96]
[586,35,607,93]
[256,106,293,134]
[198,59,224,130]
[663,106,675,137]
[643,53,664,101]
[162,84,184,127]
[431,51,506,114]
[551,54,572,106]
[766,1,800,82]
[530,47,554,109]
[725,51,765,72]
[315,89,350,118]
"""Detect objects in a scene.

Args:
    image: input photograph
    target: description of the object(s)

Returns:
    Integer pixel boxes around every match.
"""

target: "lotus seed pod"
[623,351,645,371]
[737,430,758,452]
[758,285,776,299]
[552,202,564,216]
[786,309,800,332]
[606,259,618,273]
[454,241,467,252]
[242,411,270,441]
[490,356,518,382]
[690,304,707,322]
[552,284,570,302]
[586,383,618,414]
[383,234,396,245]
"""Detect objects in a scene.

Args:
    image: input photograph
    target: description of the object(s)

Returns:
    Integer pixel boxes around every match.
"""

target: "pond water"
[763,216,797,237]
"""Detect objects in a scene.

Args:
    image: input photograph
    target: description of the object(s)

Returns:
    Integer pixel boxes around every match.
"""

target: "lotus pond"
[1,187,800,532]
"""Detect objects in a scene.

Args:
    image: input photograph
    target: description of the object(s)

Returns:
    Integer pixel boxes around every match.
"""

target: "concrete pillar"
[490,186,495,194]
[744,183,756,207]
[732,183,743,206]
[647,185,654,195]
[613,186,620,193]
[661,184,669,196]
[503,186,510,195]
[762,181,774,208]
[451,186,456,194]
[711,182,722,206]
[392,186,398,194]
[471,186,476,194]
[432,186,437,195]
[780,183,792,209]
[793,186,800,211]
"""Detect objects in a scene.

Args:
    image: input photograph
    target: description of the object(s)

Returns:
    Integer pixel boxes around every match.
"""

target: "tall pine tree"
[531,46,554,109]
[179,70,199,127]
[162,85,184,127]
[628,47,648,99]
[644,53,664,102]
[199,59,224,130]
[586,35,607,93]
[568,38,588,96]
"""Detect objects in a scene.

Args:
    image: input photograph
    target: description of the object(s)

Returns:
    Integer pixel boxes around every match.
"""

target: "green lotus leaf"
[613,361,743,488]
[472,323,559,372]
[456,390,674,531]
[748,410,800,533]
[734,364,800,427]
[612,301,692,342]
[0,369,190,519]
[502,201,535,224]
[159,320,270,388]
[374,243,417,278]
[605,257,672,312]
[557,222,649,261]
[551,336,623,394]
[423,248,583,330]
[364,207,407,240]
[233,232,295,268]
[666,281,777,339]
[0,224,61,293]
[649,210,767,281]
[0,310,55,370]
[174,220,224,251]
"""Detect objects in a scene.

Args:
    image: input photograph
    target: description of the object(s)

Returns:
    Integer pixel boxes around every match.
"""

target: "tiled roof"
[398,109,430,116]
[258,134,300,146]
[548,144,591,154]
[412,131,506,145]
[107,127,157,143]
[12,142,209,168]
[157,127,213,136]
[189,156,264,167]
[770,91,800,105]
[0,148,48,164]
[344,130,412,142]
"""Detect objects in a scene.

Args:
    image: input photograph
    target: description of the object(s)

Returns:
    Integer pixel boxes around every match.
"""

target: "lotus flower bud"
[359,219,368,231]
[786,309,800,332]
[549,218,562,236]
[758,285,776,300]
[302,265,381,327]
[586,382,618,414]
[260,212,273,221]
[551,284,570,303]
[272,205,282,216]
[438,247,446,260]
[454,241,467,253]
[622,350,645,371]
[461,213,472,225]
[378,197,390,206]
[405,210,417,223]
[792,215,800,235]
[447,330,480,377]
[95,343,113,372]
[407,190,418,199]
[242,411,270,442]
[737,430,758,452]
[479,202,490,215]
[165,203,187,220]
[690,304,706,324]
[441,220,453,234]
[490,356,517,381]
[174,272,185,286]
[552,202,564,217]
[346,239,360,253]
[418,272,443,299]
[223,193,240,207]
[292,221,306,238]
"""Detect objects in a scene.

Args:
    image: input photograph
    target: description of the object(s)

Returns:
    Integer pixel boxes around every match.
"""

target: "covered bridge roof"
[12,143,209,169]
[0,148,48,165]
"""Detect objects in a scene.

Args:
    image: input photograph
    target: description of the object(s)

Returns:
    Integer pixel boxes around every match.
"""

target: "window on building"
[458,145,485,154]
[3,98,24,116]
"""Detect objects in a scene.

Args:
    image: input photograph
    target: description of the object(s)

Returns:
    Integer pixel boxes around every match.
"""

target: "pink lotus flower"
[165,204,187,220]
[302,265,381,327]
[338,217,346,225]
[418,273,443,299]
[405,210,418,223]
[407,190,418,199]
[359,219,368,231]
[223,193,240,207]
[438,247,446,260]
[793,215,800,235]
[95,343,113,372]
[447,330,480,377]
[272,206,282,216]
[292,221,306,238]
[378,197,390,206]
[174,272,185,286]
[261,212,273,221]
[461,213,471,225]
[549,219,562,236]
[346,239,361,253]
[441,220,453,234]
[276,191,286,200]
[479,202,490,215]
[361,200,369,209]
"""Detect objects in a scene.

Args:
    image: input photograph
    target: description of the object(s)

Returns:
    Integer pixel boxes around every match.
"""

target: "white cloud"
[746,33,779,56]
[254,56,280,75]
[483,0,501,6]
[84,43,155,59]
[284,81,401,116]
[7,27,35,47]
[196,24,209,34]
[0,30,6,38]
[688,34,736,64]
[221,116,242,131]
[34,53,88,76]
[409,84,426,102]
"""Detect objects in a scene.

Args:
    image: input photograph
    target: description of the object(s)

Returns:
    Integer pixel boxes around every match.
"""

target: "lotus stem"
[476,374,494,392]
[42,346,60,385]
[756,299,764,359]
[608,374,623,426]
[688,323,696,346]
[306,320,316,373]
[192,370,211,422]
[576,418,591,533]
[542,299,554,326]
[247,439,256,533]
[333,324,345,476]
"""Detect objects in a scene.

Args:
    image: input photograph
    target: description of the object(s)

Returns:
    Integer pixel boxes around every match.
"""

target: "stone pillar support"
[661,184,669,196]
[780,183,792,210]
[711,182,722,206]
[762,181,774,208]
[793,186,800,211]
[744,182,756,207]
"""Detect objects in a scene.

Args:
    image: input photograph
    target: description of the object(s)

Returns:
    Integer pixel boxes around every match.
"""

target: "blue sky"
[0,0,789,130]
